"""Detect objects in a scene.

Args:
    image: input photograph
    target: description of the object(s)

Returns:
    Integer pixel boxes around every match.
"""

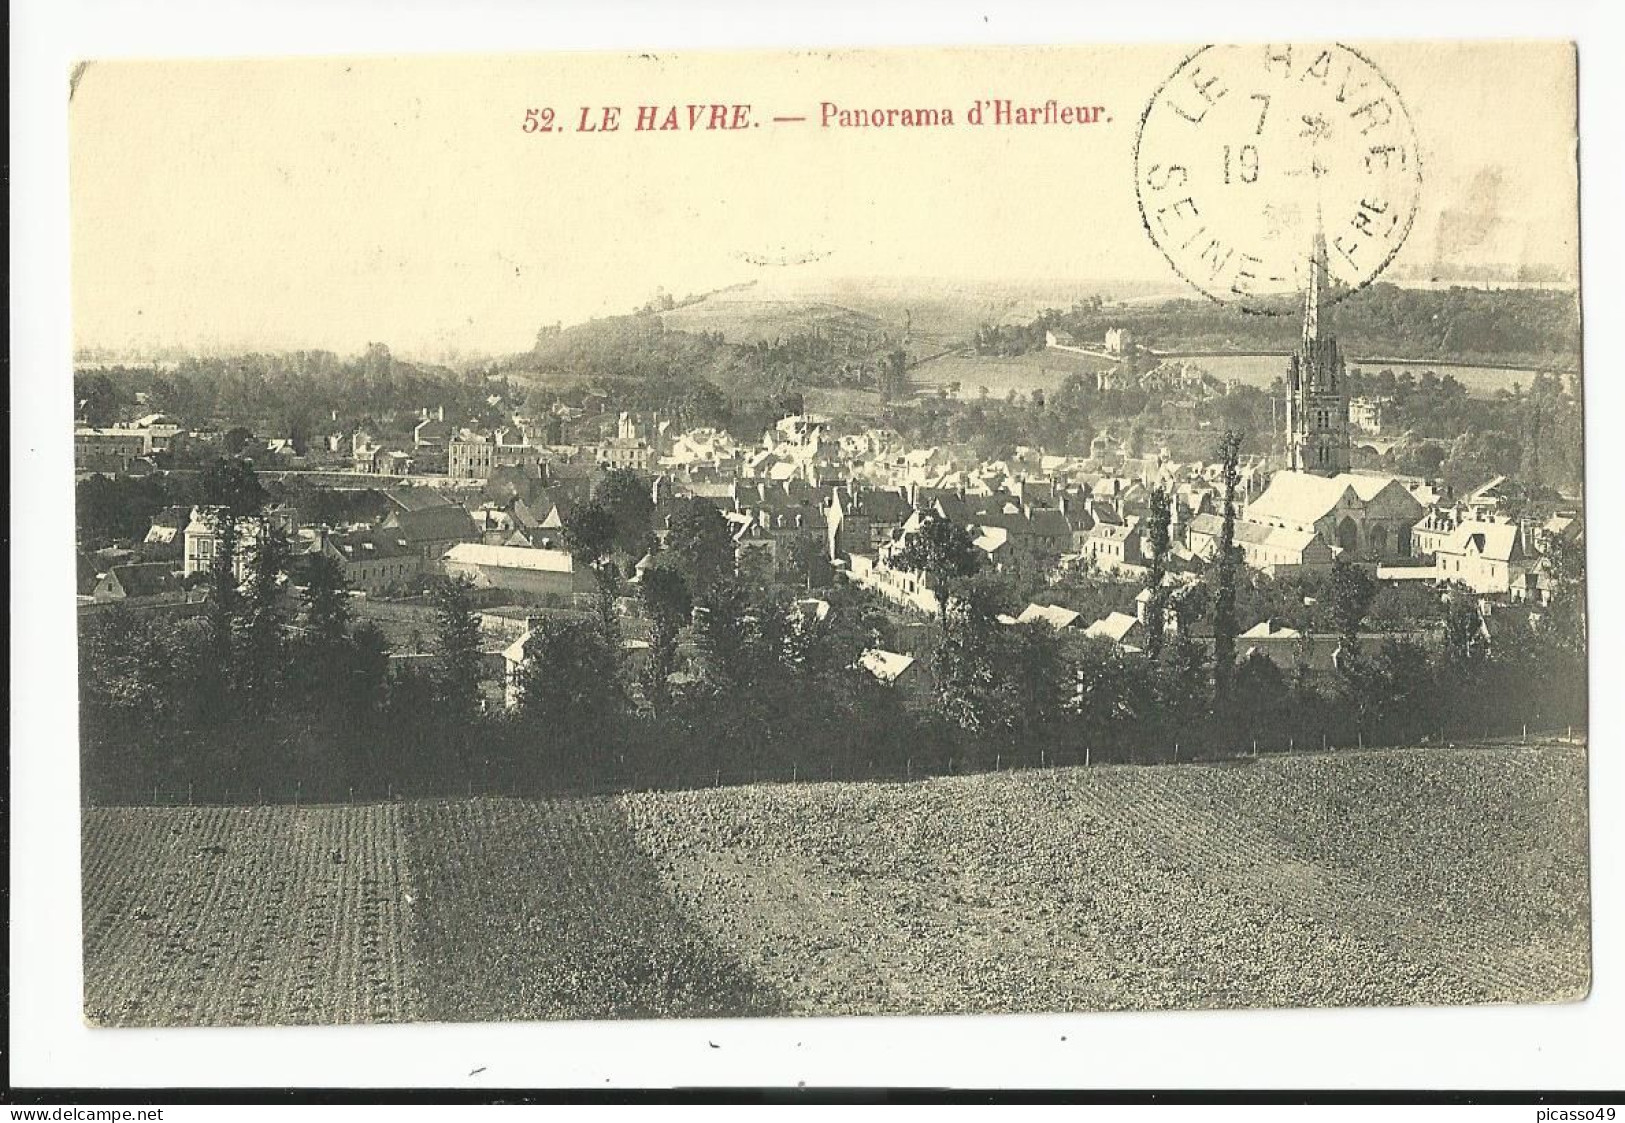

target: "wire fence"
[88,722,1588,810]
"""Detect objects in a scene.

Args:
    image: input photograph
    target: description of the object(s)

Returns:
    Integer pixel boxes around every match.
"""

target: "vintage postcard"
[70,41,1587,1028]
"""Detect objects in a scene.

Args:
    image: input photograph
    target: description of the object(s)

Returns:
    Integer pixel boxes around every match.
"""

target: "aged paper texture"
[69,42,1587,1027]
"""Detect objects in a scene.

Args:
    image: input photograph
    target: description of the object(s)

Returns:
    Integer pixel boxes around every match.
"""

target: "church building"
[1224,230,1425,567]
[1286,230,1353,476]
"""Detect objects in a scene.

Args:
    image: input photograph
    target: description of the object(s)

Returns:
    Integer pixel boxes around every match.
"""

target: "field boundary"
[86,728,1588,810]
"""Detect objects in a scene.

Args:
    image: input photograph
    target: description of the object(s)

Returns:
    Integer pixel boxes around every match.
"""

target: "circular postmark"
[1134,43,1422,312]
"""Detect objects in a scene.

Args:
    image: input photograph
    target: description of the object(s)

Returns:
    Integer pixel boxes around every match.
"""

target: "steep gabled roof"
[326,529,417,562]
[1026,508,1072,538]
[972,526,1009,554]
[1017,603,1082,630]
[1244,472,1352,528]
[444,543,575,573]
[1442,520,1524,563]
[1240,620,1303,640]
[147,505,193,532]
[838,486,913,523]
[105,562,183,598]
[384,486,456,513]
[1084,611,1141,642]
[1089,522,1139,543]
[383,503,478,543]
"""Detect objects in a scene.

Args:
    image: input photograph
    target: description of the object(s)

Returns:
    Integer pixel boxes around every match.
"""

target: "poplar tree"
[1210,430,1244,720]
[1143,484,1172,659]
[431,576,485,731]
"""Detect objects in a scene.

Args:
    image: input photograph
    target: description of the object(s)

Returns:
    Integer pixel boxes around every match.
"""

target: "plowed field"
[82,744,1589,1025]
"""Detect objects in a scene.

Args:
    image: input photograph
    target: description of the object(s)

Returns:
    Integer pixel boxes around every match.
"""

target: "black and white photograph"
[57,38,1592,1038]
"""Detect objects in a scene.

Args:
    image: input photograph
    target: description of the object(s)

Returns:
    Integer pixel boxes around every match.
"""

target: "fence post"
[153,784,159,805]
[1174,741,1180,763]
[906,757,912,782]
[995,753,1001,772]
[1568,725,1573,742]
[1357,732,1363,752]
[1322,733,1328,753]
[1040,748,1046,768]
[1289,736,1294,754]
[348,787,354,804]
[714,768,721,788]
[1085,743,1091,768]
[792,762,798,783]
[1252,739,1258,758]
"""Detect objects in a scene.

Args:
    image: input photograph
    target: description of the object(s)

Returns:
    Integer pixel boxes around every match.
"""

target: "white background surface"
[11,0,1624,1092]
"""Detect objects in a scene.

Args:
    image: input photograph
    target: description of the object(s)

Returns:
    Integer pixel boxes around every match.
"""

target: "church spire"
[1283,216,1350,476]
[1302,219,1332,347]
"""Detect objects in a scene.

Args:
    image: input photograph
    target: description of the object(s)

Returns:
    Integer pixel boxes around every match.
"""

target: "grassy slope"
[81,744,1589,1025]
[620,746,1590,1015]
[661,300,886,346]
[400,798,779,1022]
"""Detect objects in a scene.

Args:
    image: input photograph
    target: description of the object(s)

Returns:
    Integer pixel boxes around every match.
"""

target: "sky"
[69,41,1579,360]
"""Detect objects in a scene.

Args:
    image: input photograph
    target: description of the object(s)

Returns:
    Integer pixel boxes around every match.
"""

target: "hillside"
[660,299,889,347]
[658,276,1154,353]
[908,347,1116,401]
[82,743,1589,1026]
[626,745,1589,1014]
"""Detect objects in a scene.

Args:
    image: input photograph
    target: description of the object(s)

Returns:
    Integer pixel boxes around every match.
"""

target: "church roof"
[1244,472,1354,528]
[1342,472,1408,502]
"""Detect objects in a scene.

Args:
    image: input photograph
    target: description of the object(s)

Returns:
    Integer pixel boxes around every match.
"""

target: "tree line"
[1038,283,1581,370]
[79,449,1587,806]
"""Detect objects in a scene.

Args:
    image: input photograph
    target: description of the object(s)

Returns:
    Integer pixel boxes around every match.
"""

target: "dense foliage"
[1042,283,1580,369]
[82,489,1588,804]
